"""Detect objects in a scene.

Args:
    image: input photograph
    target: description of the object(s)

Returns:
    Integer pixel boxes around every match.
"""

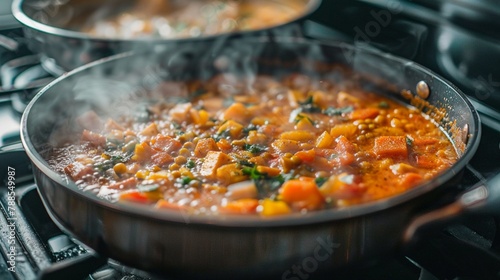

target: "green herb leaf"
[244,144,267,155]
[213,129,231,142]
[315,177,328,187]
[406,135,414,146]
[378,101,390,109]
[186,159,196,169]
[242,165,264,180]
[243,124,259,134]
[294,114,315,125]
[299,96,322,113]
[322,106,353,116]
[137,184,159,193]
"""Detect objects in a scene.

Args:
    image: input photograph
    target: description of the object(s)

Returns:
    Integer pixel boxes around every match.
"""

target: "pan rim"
[20,37,481,228]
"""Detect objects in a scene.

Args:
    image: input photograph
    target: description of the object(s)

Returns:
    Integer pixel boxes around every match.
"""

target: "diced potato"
[218,120,244,138]
[194,138,219,157]
[190,109,209,125]
[200,151,232,178]
[315,131,334,148]
[216,163,247,184]
[279,130,315,142]
[330,124,357,139]
[260,199,291,216]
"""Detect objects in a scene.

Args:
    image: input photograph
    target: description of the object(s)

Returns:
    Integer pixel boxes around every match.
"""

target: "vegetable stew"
[48,74,458,216]
[77,0,307,39]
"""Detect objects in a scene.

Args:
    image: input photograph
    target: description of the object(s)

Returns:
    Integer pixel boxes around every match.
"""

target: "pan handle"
[404,171,500,243]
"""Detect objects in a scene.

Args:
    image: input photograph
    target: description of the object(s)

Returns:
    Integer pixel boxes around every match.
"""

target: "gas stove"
[1,0,500,279]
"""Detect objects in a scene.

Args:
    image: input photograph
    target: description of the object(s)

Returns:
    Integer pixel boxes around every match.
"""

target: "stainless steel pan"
[20,37,500,279]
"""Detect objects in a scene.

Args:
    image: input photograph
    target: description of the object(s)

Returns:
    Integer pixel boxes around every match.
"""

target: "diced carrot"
[81,129,106,147]
[413,138,439,146]
[280,177,324,211]
[315,131,334,148]
[373,136,408,159]
[294,149,316,163]
[108,177,138,190]
[413,154,441,169]
[334,153,355,166]
[64,162,94,181]
[334,135,355,154]
[151,135,182,153]
[309,156,335,171]
[194,138,219,157]
[260,199,291,217]
[220,198,259,214]
[349,108,380,120]
[331,136,356,166]
[315,148,336,159]
[151,152,174,167]
[400,172,423,189]
[200,151,232,178]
